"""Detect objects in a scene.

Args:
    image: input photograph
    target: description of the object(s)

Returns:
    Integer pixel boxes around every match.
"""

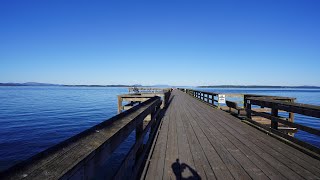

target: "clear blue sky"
[1,0,319,86]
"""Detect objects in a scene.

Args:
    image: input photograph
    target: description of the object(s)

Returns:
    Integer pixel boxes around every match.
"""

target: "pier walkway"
[143,90,320,180]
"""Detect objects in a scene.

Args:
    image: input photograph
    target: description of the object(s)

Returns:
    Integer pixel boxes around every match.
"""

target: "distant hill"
[0,82,60,86]
[147,84,171,87]
[0,82,138,87]
[23,82,60,86]
[63,85,132,87]
[198,85,320,89]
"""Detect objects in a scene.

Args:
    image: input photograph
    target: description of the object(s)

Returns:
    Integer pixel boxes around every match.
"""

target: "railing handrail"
[0,96,162,180]
[247,97,320,117]
[181,89,296,101]
[186,89,219,96]
[244,94,296,101]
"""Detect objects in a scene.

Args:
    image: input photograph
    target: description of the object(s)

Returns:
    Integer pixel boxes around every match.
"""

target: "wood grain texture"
[144,90,320,180]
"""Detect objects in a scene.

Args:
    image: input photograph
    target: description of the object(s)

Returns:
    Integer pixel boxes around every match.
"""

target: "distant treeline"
[198,85,320,89]
[0,83,142,87]
[63,85,135,87]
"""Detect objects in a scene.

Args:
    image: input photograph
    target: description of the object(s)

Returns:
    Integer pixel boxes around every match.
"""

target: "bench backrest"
[226,100,239,109]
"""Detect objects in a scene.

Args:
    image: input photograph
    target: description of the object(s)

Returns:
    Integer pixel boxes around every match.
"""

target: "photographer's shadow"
[171,159,201,180]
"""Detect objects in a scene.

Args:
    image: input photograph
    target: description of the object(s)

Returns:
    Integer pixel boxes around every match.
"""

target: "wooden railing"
[179,89,219,106]
[180,88,295,106]
[244,94,296,122]
[245,97,320,153]
[128,87,171,94]
[0,97,163,180]
[180,88,320,154]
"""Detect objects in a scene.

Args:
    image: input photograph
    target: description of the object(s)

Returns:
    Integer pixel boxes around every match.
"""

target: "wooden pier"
[142,90,320,180]
[1,89,320,180]
[117,88,171,113]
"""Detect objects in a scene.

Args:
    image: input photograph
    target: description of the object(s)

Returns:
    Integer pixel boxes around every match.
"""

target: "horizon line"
[1,82,320,88]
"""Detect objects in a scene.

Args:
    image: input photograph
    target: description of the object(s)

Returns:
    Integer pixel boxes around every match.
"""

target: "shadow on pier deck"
[142,90,320,180]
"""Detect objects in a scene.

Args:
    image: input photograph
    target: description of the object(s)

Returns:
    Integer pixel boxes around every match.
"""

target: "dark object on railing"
[245,97,320,154]
[132,86,140,93]
[226,100,244,116]
[0,97,163,180]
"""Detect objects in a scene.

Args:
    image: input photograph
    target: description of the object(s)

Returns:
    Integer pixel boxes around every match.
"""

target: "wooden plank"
[190,99,304,177]
[182,104,210,179]
[182,98,237,180]
[144,90,320,180]
[187,90,320,170]
[144,102,173,179]
[194,98,320,179]
[175,95,197,179]
[183,91,320,178]
[181,97,217,180]
[162,95,179,180]
[185,95,269,180]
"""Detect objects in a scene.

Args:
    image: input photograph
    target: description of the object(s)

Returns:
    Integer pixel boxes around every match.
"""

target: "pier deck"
[143,90,320,180]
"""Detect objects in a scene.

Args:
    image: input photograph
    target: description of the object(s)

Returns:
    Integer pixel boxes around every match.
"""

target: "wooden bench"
[226,100,244,116]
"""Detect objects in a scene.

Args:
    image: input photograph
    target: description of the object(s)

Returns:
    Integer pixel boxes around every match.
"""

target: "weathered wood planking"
[143,90,320,180]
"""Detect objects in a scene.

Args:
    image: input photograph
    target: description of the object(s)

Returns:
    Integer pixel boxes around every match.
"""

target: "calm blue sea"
[0,87,319,172]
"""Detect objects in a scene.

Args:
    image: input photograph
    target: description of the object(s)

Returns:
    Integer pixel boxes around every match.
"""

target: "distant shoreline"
[0,84,133,87]
[198,85,320,89]
[1,83,320,89]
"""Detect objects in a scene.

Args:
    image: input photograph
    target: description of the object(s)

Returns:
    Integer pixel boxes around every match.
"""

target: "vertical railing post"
[118,96,123,114]
[135,120,143,164]
[271,104,279,130]
[150,105,158,135]
[289,99,295,123]
[246,99,252,119]
[243,95,247,109]
[212,94,214,106]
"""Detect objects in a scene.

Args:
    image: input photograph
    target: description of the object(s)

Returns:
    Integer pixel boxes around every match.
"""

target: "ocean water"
[0,87,319,172]
[0,86,128,172]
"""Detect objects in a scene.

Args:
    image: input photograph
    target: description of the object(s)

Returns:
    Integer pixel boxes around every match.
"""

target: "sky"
[0,0,319,86]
